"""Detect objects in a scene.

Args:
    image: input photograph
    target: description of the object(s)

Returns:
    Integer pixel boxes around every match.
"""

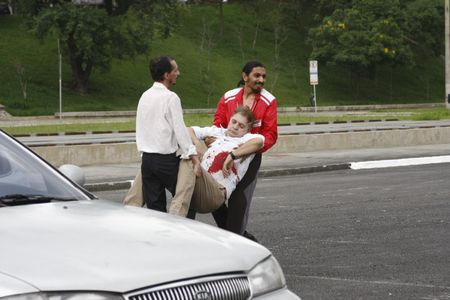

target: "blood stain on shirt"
[208,151,237,175]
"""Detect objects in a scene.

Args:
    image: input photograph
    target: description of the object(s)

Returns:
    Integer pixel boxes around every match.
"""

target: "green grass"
[5,122,135,136]
[376,107,450,120]
[0,3,446,117]
[2,114,214,135]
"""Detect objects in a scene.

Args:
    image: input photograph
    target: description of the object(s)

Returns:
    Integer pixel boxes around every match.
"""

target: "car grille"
[125,274,251,300]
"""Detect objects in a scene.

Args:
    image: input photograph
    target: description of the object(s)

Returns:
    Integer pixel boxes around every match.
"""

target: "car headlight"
[247,255,287,297]
[0,292,123,300]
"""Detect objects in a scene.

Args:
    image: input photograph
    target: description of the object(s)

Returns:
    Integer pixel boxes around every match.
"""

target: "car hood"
[0,200,269,293]
[0,273,39,298]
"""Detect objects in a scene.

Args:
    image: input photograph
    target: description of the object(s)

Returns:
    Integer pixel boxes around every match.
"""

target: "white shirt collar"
[152,81,168,89]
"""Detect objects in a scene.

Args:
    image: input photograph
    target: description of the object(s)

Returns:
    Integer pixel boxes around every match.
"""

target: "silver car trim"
[124,273,251,300]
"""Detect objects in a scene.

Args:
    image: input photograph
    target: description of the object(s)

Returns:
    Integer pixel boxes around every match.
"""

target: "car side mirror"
[59,164,85,186]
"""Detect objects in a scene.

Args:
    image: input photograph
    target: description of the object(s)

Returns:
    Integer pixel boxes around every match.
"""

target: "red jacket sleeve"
[259,100,278,153]
[213,96,228,128]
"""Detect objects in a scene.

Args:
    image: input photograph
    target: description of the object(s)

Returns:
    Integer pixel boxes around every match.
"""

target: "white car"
[0,129,301,300]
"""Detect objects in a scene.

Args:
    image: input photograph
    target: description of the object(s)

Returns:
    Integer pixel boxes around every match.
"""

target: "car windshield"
[0,130,91,205]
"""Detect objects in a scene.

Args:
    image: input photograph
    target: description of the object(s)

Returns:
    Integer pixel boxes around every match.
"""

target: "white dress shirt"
[192,126,264,200]
[136,82,196,158]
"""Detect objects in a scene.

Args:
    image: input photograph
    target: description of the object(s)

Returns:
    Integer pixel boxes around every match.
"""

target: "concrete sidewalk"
[82,143,450,192]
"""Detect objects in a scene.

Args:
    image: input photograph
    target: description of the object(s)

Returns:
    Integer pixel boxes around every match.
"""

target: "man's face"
[243,66,266,93]
[165,60,180,86]
[226,113,251,138]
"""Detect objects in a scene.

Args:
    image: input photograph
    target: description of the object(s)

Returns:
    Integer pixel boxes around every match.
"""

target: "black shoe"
[243,230,258,243]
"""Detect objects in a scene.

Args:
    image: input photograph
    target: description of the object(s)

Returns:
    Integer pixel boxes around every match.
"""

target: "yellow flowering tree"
[308,0,413,99]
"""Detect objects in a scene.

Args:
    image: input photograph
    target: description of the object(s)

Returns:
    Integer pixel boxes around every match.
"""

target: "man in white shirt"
[169,106,264,217]
[136,56,199,212]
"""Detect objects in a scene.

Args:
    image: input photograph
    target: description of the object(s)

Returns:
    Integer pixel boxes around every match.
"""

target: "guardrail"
[16,119,450,147]
[26,123,450,167]
[51,103,445,118]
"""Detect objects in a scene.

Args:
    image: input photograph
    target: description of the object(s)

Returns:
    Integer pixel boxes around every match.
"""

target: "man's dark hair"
[237,60,265,87]
[242,61,265,76]
[149,56,174,82]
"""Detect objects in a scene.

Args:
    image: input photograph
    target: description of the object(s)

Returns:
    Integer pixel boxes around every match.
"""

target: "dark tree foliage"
[24,0,178,94]
[402,0,443,56]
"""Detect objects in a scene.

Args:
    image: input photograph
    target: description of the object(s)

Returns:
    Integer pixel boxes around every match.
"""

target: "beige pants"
[169,159,226,217]
[124,164,225,215]
[124,141,226,215]
[123,172,144,207]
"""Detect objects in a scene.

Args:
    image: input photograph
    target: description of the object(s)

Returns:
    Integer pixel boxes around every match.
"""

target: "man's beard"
[252,85,263,93]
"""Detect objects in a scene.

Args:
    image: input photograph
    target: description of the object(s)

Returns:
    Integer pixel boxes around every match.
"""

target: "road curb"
[84,163,351,192]
[258,163,351,178]
[86,180,133,192]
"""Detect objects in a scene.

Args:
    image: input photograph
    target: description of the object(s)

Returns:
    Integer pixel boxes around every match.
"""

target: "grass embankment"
[3,107,450,136]
[0,3,445,116]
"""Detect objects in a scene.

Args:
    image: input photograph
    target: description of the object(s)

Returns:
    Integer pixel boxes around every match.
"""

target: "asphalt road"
[95,163,450,300]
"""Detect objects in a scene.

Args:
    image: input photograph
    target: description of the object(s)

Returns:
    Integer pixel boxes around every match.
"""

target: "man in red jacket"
[212,61,278,241]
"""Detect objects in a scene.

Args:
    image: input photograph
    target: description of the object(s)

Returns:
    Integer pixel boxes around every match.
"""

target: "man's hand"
[191,155,202,177]
[204,136,216,148]
[193,161,202,177]
[194,141,206,159]
[222,153,235,177]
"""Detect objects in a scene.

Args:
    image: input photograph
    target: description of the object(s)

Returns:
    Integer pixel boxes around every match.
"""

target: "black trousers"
[212,153,262,234]
[141,152,179,212]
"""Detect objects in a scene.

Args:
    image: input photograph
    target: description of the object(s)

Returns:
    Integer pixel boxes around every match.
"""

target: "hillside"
[0,3,445,116]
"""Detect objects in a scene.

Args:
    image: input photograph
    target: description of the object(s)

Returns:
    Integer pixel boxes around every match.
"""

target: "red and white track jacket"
[213,87,278,153]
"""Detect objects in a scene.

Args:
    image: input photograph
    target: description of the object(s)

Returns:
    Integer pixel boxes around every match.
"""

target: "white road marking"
[350,155,450,170]
[296,275,450,289]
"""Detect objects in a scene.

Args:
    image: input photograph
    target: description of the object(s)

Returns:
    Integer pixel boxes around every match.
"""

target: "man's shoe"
[243,230,258,243]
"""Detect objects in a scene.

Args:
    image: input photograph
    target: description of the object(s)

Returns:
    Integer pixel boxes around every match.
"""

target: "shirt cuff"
[180,144,197,159]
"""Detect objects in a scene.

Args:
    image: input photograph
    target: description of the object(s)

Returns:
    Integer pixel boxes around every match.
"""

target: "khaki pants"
[124,141,226,216]
[168,159,226,217]
[123,171,144,207]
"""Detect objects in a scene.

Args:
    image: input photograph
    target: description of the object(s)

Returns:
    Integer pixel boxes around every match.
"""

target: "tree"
[403,0,444,56]
[308,0,414,99]
[30,0,178,95]
[315,0,351,18]
[12,0,60,16]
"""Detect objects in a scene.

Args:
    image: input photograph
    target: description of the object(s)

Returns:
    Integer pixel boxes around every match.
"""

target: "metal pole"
[313,84,317,113]
[445,0,450,108]
[58,39,62,119]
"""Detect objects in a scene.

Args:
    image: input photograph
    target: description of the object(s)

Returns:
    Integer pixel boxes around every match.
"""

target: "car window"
[0,131,91,202]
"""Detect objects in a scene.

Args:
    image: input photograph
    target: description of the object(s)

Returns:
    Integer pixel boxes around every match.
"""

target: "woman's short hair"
[233,106,255,130]
[149,56,174,82]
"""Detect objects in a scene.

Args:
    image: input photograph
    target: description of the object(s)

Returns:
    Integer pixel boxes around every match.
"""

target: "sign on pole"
[309,60,318,85]
[309,60,318,112]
